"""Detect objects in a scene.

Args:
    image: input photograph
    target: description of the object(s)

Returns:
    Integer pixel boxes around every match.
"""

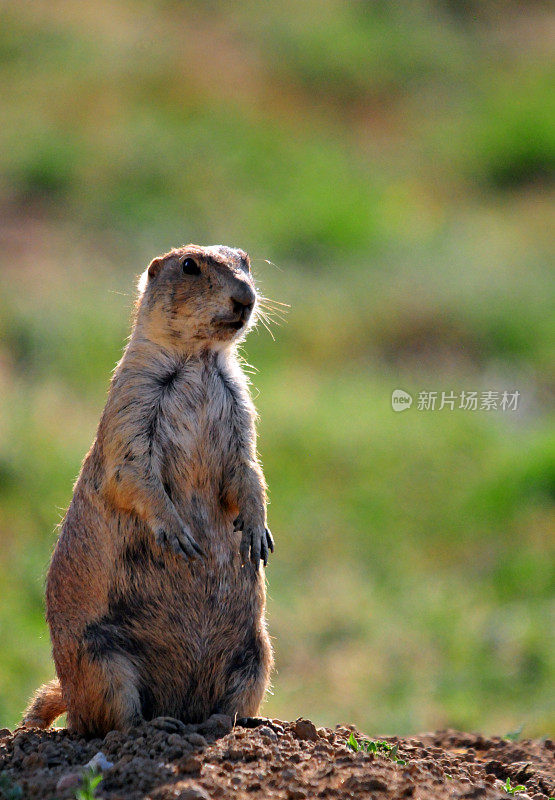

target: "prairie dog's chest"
[156,360,242,460]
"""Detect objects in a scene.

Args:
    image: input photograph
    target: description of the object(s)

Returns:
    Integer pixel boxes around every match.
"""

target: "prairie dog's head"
[136,244,257,351]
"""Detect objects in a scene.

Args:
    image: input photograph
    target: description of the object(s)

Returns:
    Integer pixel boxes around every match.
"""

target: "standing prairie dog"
[22,244,274,736]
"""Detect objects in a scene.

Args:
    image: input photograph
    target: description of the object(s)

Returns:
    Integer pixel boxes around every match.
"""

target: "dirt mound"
[0,717,553,799]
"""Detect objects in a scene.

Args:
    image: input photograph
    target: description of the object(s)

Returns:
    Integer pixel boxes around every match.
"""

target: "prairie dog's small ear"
[147,256,164,279]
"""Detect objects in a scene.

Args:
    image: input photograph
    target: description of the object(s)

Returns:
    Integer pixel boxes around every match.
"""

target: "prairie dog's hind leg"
[65,651,142,737]
[217,630,272,723]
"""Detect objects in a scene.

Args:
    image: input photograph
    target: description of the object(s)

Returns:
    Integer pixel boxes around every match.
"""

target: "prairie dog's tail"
[21,679,66,728]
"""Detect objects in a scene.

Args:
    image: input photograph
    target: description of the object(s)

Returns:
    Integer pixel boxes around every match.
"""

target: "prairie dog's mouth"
[212,314,246,330]
[213,301,255,330]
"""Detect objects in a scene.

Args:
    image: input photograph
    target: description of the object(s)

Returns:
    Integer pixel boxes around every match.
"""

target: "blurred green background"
[0,0,553,737]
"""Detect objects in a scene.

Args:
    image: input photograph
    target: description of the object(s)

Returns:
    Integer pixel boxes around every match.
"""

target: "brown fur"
[21,679,65,728]
[22,245,274,736]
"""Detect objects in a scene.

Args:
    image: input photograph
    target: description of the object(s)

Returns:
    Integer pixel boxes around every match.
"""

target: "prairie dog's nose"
[231,280,255,315]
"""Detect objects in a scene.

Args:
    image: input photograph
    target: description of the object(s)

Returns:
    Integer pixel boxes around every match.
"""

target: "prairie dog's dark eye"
[182,257,200,276]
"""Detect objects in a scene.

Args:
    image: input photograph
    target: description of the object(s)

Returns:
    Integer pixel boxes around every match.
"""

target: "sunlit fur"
[22,244,273,736]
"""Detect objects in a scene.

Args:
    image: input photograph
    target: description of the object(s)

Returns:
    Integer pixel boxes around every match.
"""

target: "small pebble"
[174,783,211,800]
[258,725,278,741]
[293,719,318,742]
[187,732,208,748]
[86,750,114,772]
[56,771,82,791]
[178,754,202,775]
[287,789,307,800]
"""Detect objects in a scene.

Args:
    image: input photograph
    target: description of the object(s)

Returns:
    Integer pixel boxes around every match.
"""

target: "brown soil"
[0,717,553,800]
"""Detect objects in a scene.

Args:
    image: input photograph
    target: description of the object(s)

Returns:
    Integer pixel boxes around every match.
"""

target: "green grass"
[503,725,523,742]
[346,734,407,765]
[75,769,103,800]
[0,0,553,737]
[504,778,526,796]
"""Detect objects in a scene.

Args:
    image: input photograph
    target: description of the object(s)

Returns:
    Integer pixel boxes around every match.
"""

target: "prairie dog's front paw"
[153,518,204,560]
[235,516,274,568]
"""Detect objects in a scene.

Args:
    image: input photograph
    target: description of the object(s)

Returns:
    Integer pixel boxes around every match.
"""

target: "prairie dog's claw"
[235,716,284,734]
[265,527,274,553]
[154,522,204,560]
[239,525,273,569]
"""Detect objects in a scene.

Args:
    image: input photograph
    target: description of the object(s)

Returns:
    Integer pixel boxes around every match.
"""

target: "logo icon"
[392,389,413,412]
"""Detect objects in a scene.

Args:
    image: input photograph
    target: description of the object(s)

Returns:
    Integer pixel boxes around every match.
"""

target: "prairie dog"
[22,244,274,736]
